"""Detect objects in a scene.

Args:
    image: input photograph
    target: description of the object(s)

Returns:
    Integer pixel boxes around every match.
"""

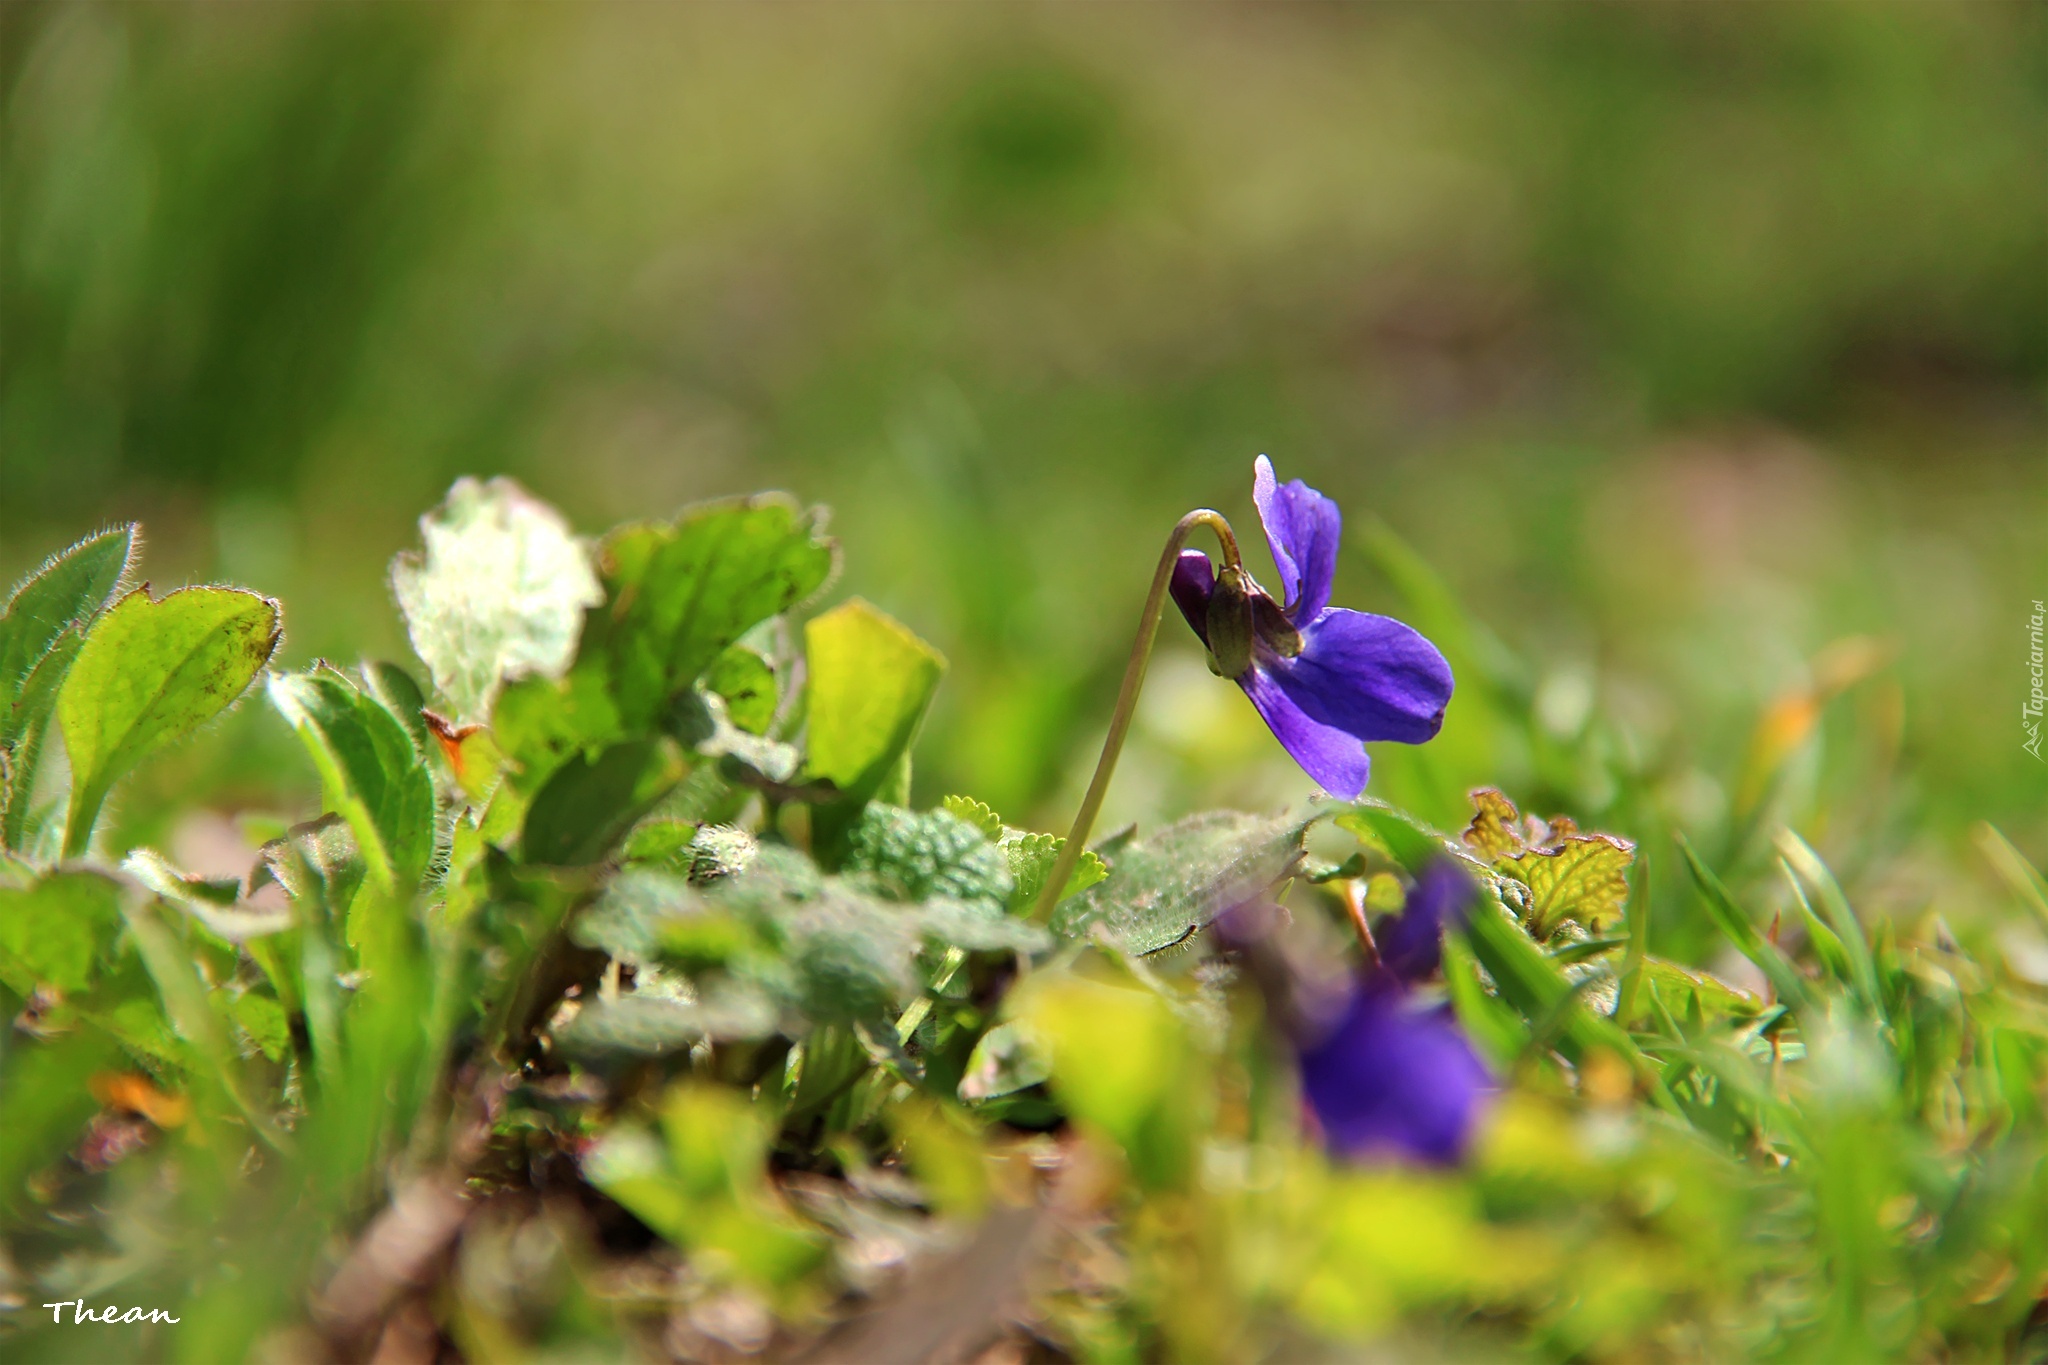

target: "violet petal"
[1252,455,1342,620]
[1266,607,1454,746]
[1169,549,1215,646]
[1238,665,1371,799]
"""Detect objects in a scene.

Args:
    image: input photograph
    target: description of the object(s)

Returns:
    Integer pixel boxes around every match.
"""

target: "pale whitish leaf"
[1051,810,1312,954]
[125,848,292,942]
[390,477,602,723]
[59,586,281,857]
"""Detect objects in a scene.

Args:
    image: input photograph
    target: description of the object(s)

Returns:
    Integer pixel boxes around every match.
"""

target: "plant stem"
[1029,508,1241,923]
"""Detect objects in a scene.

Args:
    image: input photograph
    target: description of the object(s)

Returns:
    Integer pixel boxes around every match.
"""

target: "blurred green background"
[3,2,2042,956]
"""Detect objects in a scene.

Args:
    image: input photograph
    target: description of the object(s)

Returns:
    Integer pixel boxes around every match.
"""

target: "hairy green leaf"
[59,586,281,857]
[0,524,134,716]
[1052,810,1312,954]
[268,668,436,893]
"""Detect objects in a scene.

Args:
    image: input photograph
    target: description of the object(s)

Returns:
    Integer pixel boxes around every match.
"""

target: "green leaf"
[588,497,835,730]
[1051,810,1312,954]
[1775,829,1884,1022]
[844,803,1012,909]
[267,668,437,893]
[0,524,134,715]
[523,737,688,865]
[391,477,603,723]
[554,986,779,1058]
[1639,958,1762,1021]
[1675,834,1811,1013]
[360,658,431,759]
[0,870,124,995]
[0,628,83,851]
[58,586,281,858]
[1003,830,1108,913]
[232,991,291,1062]
[0,1029,118,1217]
[941,795,1005,842]
[704,646,779,735]
[804,598,945,861]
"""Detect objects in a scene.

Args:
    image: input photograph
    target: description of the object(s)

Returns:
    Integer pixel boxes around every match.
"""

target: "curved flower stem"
[1029,508,1241,923]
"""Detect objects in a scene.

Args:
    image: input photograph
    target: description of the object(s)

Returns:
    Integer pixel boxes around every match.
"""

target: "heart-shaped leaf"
[1052,810,1312,954]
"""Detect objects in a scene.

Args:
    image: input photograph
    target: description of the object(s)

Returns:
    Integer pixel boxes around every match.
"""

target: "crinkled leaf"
[940,795,1004,842]
[1499,833,1635,939]
[267,668,436,893]
[0,870,123,995]
[587,497,835,730]
[523,738,688,866]
[1052,810,1312,954]
[1003,830,1108,914]
[845,803,1012,910]
[704,646,779,736]
[59,586,281,857]
[390,477,602,723]
[254,814,365,918]
[1460,787,1527,861]
[803,599,945,861]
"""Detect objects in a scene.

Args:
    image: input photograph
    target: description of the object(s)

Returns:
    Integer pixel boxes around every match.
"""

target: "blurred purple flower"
[1299,861,1488,1165]
[1296,979,1490,1166]
[1375,858,1475,986]
[1170,457,1453,798]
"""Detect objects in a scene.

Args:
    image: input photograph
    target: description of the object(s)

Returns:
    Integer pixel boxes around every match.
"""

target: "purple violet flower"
[1299,861,1488,1165]
[1169,457,1454,799]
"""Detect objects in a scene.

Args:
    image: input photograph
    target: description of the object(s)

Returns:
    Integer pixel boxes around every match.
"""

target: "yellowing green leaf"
[1499,833,1635,939]
[59,586,281,857]
[1460,787,1527,861]
[804,599,945,861]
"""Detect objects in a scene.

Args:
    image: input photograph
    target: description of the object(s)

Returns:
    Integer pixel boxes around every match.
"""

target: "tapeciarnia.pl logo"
[2027,599,2045,761]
